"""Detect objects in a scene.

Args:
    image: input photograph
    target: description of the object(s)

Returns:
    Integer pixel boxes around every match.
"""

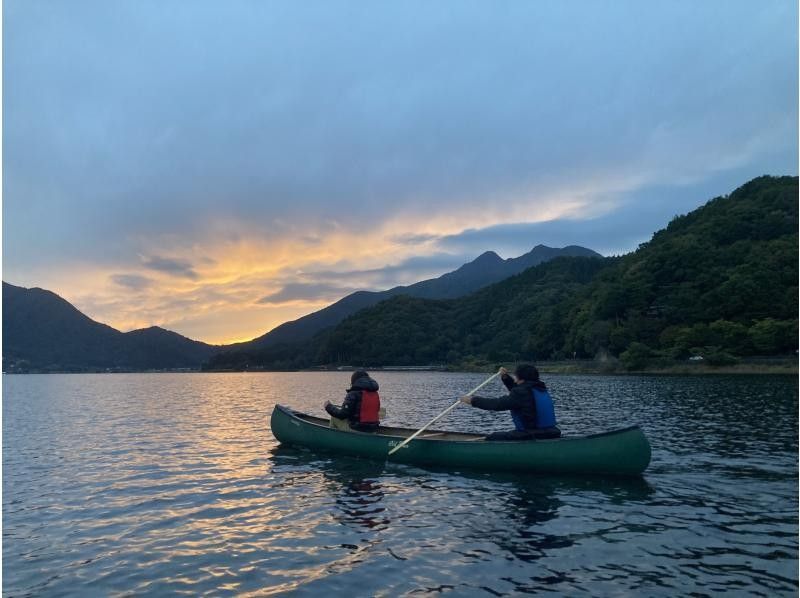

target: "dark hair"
[351,370,369,384]
[514,364,539,381]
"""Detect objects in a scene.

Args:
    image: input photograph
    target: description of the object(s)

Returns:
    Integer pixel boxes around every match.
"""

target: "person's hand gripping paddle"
[387,369,503,456]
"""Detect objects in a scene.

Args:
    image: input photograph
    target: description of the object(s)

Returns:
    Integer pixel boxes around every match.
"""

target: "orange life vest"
[359,390,380,424]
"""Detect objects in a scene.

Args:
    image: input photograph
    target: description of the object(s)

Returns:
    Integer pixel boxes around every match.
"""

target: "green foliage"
[703,348,740,366]
[205,176,799,370]
[749,318,798,354]
[620,342,655,370]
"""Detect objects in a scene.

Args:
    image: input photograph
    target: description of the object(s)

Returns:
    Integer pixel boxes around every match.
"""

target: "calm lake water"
[3,372,798,596]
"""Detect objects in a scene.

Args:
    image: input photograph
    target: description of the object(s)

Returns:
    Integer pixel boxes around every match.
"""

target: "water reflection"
[267,445,656,568]
[324,467,389,532]
[270,446,389,533]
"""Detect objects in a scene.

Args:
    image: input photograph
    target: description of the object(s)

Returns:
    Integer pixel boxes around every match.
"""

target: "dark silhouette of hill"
[3,245,598,371]
[3,283,218,371]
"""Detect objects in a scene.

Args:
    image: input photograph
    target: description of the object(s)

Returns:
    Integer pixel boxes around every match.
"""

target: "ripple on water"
[3,372,798,596]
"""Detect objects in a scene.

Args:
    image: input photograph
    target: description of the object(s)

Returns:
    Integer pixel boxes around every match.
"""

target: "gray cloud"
[141,256,198,279]
[300,253,471,287]
[3,0,796,294]
[390,233,442,246]
[110,274,154,290]
[436,165,783,256]
[258,283,354,305]
[260,253,474,304]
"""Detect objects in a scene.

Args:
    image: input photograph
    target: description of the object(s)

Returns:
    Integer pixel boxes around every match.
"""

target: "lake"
[3,372,798,596]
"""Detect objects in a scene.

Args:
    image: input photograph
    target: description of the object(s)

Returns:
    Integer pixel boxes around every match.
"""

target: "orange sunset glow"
[19,193,612,344]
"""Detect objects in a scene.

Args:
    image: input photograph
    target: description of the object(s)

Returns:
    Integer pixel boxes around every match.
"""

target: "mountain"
[2,244,599,372]
[15,174,795,372]
[215,175,797,369]
[245,244,600,348]
[394,245,600,300]
[2,283,218,371]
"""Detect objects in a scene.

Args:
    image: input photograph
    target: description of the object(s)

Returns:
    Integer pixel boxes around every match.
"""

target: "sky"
[3,0,798,344]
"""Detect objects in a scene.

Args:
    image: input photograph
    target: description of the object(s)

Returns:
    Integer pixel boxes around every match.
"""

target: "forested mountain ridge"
[560,175,797,366]
[207,175,797,370]
[2,245,599,372]
[317,256,610,366]
[240,244,600,349]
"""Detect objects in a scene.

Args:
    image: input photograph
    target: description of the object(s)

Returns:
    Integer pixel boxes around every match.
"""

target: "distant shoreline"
[454,358,799,376]
[535,362,798,376]
[5,358,797,376]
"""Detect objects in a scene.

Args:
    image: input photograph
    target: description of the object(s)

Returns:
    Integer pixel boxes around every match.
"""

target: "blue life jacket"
[532,388,557,429]
[510,387,557,431]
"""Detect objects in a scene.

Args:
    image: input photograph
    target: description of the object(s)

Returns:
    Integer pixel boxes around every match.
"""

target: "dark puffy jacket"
[471,373,548,431]
[325,375,380,431]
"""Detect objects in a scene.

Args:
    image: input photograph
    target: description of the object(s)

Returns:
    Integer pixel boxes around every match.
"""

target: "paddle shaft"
[387,370,502,456]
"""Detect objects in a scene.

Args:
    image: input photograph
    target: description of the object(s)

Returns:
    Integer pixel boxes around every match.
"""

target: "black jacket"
[471,373,548,430]
[325,375,380,430]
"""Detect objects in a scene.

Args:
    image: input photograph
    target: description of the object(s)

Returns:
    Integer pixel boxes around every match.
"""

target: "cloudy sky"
[4,1,797,344]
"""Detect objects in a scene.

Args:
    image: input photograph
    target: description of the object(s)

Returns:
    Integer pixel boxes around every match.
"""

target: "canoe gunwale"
[280,405,486,442]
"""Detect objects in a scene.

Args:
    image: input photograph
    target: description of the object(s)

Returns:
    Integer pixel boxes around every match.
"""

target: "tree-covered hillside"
[205,175,797,370]
[563,175,798,365]
[236,244,598,350]
[318,257,609,366]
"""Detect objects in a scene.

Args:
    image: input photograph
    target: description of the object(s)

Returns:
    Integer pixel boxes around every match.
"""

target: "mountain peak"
[446,251,503,276]
[127,325,169,335]
[472,250,502,264]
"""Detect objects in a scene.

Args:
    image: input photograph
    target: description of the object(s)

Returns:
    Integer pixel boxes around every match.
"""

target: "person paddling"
[460,364,561,440]
[325,370,381,432]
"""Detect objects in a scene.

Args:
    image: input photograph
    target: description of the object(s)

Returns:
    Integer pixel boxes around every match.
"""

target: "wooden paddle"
[387,369,502,456]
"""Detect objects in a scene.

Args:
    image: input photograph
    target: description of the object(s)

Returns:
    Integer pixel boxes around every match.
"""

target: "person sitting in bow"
[324,370,381,432]
[460,364,561,440]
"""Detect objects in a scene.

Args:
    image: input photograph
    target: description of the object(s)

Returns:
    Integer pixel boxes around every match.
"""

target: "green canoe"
[270,405,651,477]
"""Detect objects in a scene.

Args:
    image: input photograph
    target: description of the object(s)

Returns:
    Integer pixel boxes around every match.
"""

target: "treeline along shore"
[206,175,798,373]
